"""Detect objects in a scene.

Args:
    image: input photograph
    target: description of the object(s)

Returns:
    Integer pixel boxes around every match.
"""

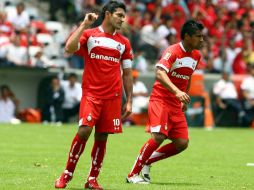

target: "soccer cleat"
[141,165,151,182]
[55,170,73,188]
[84,177,104,190]
[126,174,149,184]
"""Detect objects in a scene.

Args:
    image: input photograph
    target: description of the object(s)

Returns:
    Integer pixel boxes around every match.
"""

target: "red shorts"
[79,96,122,133]
[146,100,188,140]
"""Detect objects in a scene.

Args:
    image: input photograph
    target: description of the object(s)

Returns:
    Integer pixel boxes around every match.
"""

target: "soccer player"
[55,1,133,189]
[126,20,204,184]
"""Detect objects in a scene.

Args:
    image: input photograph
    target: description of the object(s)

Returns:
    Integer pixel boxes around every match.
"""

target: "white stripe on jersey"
[87,36,125,55]
[170,57,197,72]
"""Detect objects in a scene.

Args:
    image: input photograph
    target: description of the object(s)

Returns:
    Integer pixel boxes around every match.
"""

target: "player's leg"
[127,100,169,184]
[85,132,108,190]
[55,126,92,189]
[127,132,166,183]
[85,98,121,189]
[142,119,189,182]
[146,118,189,165]
[55,96,102,188]
[67,126,93,172]
[146,138,188,166]
[141,138,188,182]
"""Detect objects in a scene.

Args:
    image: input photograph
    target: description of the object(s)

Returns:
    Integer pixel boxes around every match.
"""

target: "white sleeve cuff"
[77,43,80,50]
[155,63,169,73]
[122,59,132,69]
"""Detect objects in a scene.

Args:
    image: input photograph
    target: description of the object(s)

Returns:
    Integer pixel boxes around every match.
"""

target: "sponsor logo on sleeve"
[163,52,171,60]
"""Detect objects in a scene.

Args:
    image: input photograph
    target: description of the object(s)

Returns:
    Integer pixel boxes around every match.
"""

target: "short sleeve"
[196,56,206,70]
[79,31,88,46]
[74,31,88,56]
[155,49,176,73]
[121,40,133,69]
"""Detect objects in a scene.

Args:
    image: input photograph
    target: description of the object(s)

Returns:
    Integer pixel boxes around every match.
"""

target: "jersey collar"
[99,26,116,35]
[179,42,187,52]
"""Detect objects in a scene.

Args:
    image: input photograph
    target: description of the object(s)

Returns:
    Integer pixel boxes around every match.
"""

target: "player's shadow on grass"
[152,182,201,186]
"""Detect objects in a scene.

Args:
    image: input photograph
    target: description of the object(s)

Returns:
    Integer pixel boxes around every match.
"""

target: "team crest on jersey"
[86,115,92,122]
[163,52,171,60]
[117,44,121,51]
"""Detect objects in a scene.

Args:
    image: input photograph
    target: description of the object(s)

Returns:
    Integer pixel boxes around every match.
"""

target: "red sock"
[87,140,107,180]
[128,138,159,177]
[65,133,87,173]
[146,143,178,165]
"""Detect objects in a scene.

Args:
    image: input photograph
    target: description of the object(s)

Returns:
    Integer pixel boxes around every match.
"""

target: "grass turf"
[0,124,253,190]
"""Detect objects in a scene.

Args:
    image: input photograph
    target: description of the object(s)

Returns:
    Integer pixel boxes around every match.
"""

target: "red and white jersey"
[150,42,201,107]
[76,26,133,99]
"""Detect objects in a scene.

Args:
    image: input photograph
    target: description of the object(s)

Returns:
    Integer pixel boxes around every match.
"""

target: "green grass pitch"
[0,123,254,190]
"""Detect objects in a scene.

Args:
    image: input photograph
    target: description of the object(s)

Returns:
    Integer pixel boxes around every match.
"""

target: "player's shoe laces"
[141,165,151,182]
[84,177,104,190]
[55,170,73,188]
[126,174,149,184]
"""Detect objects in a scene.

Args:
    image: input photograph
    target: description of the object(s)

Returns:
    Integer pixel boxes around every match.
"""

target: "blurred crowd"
[0,84,21,124]
[0,0,254,73]
[40,73,82,125]
[0,72,82,125]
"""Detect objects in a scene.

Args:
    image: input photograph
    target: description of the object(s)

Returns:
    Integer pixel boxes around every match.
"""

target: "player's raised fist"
[84,13,98,26]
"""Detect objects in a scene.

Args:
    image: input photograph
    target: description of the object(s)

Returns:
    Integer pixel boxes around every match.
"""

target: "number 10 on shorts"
[113,119,120,126]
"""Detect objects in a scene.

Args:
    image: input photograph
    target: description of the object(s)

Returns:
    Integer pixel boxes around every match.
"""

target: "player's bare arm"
[186,76,191,93]
[182,76,192,111]
[65,13,98,54]
[122,68,133,120]
[156,67,190,104]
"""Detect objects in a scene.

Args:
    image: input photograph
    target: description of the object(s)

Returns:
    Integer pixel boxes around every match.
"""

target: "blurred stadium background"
[1,0,254,127]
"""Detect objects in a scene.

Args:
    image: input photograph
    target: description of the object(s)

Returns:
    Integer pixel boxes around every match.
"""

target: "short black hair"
[181,20,204,40]
[68,73,77,79]
[0,84,10,92]
[51,75,59,81]
[0,84,11,96]
[92,0,126,27]
[16,2,25,8]
[101,0,126,20]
